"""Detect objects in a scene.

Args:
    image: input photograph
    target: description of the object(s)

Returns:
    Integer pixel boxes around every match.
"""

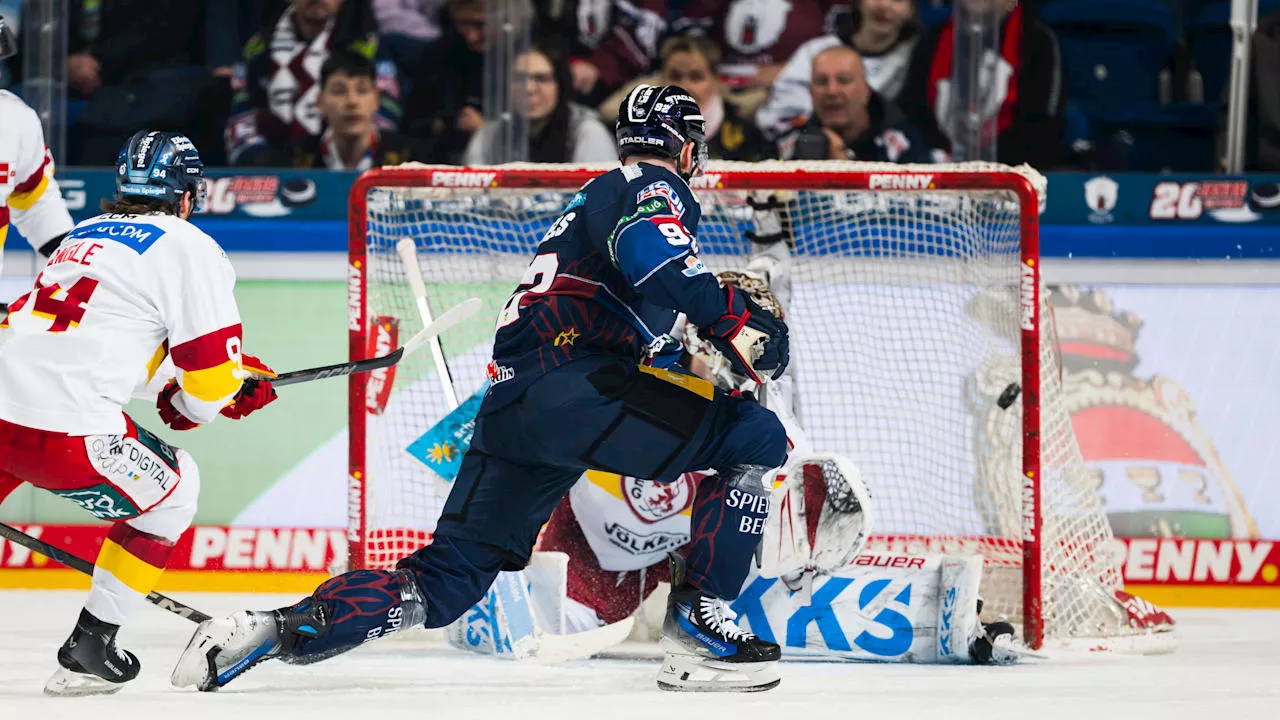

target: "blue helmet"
[115,130,207,211]
[615,84,708,179]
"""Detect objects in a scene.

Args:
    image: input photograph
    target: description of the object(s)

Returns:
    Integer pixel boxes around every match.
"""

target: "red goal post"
[347,161,1067,649]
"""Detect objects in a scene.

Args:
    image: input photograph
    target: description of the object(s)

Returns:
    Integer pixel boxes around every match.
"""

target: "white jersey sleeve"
[0,90,75,274]
[0,213,244,434]
[148,224,245,425]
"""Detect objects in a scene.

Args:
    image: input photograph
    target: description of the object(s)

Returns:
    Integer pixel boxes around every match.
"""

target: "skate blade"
[656,651,781,693]
[44,667,126,697]
[171,617,236,691]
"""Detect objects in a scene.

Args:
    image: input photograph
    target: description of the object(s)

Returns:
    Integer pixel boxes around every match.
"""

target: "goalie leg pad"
[446,568,540,660]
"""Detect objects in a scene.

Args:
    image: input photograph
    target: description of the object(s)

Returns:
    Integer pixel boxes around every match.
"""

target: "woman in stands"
[757,0,920,140]
[659,36,775,161]
[463,39,616,164]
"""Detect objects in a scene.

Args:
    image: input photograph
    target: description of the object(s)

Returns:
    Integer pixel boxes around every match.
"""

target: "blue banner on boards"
[36,169,1280,260]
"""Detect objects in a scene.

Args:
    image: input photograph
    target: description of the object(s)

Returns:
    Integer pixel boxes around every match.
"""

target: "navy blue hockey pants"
[401,355,787,628]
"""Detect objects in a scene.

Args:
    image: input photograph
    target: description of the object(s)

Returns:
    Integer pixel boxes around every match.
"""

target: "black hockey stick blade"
[258,297,484,388]
[0,522,211,623]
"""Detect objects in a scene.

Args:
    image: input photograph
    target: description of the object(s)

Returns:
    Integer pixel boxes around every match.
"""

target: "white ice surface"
[1,591,1277,720]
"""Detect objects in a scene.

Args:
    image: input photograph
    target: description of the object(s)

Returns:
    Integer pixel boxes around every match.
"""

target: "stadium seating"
[1187,0,1280,105]
[1041,0,1178,123]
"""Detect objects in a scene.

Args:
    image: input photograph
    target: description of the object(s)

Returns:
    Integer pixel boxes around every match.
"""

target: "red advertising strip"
[0,525,345,572]
[1116,537,1280,585]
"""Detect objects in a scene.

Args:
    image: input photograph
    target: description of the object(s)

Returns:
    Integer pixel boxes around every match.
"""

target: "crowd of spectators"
[0,0,1274,171]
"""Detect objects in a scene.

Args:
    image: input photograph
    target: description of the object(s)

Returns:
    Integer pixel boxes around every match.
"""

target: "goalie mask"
[685,269,785,393]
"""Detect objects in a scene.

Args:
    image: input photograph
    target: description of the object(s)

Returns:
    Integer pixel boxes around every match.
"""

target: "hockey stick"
[397,238,460,409]
[262,297,483,388]
[0,522,211,623]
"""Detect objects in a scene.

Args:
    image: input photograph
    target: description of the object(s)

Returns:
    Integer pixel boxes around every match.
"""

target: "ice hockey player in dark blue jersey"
[171,85,792,693]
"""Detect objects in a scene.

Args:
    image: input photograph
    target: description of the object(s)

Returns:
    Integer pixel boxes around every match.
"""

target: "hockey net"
[348,161,1158,650]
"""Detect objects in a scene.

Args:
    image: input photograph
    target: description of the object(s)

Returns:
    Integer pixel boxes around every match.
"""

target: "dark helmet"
[0,16,17,60]
[114,130,207,211]
[615,84,708,180]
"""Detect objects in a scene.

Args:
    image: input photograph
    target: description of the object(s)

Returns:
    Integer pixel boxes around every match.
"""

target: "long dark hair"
[100,196,179,215]
[524,38,575,163]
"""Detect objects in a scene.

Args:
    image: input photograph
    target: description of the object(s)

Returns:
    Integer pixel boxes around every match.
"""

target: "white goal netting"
[349,161,1135,647]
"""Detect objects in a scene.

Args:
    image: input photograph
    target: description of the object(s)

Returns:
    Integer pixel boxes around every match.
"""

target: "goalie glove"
[758,452,873,590]
[699,283,789,384]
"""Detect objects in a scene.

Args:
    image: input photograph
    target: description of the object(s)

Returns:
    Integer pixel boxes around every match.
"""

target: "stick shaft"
[0,522,211,623]
[260,297,483,388]
[397,239,460,409]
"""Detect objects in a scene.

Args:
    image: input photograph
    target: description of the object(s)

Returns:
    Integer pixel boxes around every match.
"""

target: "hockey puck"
[1251,182,1280,211]
[997,382,1021,410]
[280,177,318,207]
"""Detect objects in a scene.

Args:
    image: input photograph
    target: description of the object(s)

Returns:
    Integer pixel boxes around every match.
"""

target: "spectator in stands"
[756,0,918,140]
[65,0,239,165]
[897,0,1065,167]
[373,0,444,97]
[403,0,488,164]
[227,0,397,166]
[293,50,424,169]
[464,39,616,164]
[659,36,774,160]
[673,0,849,116]
[564,0,669,108]
[782,45,933,162]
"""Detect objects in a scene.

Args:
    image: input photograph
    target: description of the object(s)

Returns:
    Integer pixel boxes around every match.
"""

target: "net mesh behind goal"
[348,161,1128,649]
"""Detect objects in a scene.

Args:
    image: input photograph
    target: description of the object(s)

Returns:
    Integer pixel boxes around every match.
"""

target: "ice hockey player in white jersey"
[0,18,76,299]
[0,130,279,696]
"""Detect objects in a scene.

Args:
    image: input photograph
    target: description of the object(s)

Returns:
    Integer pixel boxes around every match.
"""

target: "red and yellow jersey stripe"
[170,324,245,419]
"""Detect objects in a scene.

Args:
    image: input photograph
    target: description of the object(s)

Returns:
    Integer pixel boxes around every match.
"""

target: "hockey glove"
[156,382,200,431]
[221,354,278,420]
[699,284,790,384]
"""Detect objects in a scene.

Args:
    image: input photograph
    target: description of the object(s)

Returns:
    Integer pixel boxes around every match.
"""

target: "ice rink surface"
[1,591,1276,720]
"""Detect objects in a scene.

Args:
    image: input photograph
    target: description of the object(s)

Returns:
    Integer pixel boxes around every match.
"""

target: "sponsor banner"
[57,169,335,222]
[17,170,1278,259]
[0,525,345,572]
[1116,537,1280,586]
[1047,173,1280,226]
[55,169,1280,227]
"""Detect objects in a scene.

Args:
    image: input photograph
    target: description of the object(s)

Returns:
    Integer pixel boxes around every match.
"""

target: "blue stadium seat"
[1187,0,1280,105]
[919,4,952,28]
[1041,0,1177,122]
[1093,104,1218,171]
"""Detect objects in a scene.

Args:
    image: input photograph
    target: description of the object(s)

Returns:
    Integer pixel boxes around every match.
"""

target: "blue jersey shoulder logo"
[637,180,685,217]
[68,220,166,254]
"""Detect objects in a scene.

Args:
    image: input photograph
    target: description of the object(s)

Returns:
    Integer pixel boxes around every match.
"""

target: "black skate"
[658,553,781,692]
[44,609,142,696]
[970,598,1019,665]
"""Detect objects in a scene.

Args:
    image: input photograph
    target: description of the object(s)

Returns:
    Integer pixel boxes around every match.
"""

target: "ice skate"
[44,610,141,697]
[171,609,290,691]
[657,554,781,692]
